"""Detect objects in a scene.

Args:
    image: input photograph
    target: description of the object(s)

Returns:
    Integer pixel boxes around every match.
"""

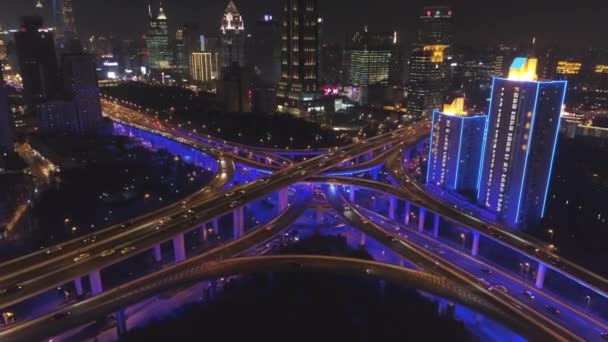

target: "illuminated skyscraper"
[220,1,245,68]
[406,6,453,119]
[146,2,171,71]
[190,52,217,82]
[427,97,486,194]
[477,57,567,228]
[346,27,394,86]
[276,0,320,117]
[0,64,12,152]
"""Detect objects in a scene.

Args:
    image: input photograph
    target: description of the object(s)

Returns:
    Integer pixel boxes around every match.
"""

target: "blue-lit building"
[477,57,567,228]
[427,97,486,194]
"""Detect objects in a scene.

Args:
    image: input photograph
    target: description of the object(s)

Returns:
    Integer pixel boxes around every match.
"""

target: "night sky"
[0,0,606,48]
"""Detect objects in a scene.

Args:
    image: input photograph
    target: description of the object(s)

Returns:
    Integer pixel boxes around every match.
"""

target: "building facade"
[146,3,171,71]
[0,64,12,152]
[427,97,486,194]
[346,28,394,86]
[276,0,320,117]
[61,53,102,132]
[477,58,567,228]
[220,1,245,68]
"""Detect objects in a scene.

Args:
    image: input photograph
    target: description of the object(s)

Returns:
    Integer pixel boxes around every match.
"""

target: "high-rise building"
[427,97,486,194]
[477,57,567,228]
[406,6,453,119]
[276,0,320,117]
[189,52,217,82]
[38,99,80,133]
[346,27,394,86]
[146,2,171,71]
[0,64,13,152]
[220,1,245,68]
[249,15,281,86]
[61,53,102,132]
[61,0,77,37]
[174,30,188,77]
[218,63,251,113]
[15,16,60,112]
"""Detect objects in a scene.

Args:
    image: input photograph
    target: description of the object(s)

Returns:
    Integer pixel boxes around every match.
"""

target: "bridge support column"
[366,151,373,161]
[153,244,162,262]
[74,277,84,296]
[199,224,208,242]
[535,263,547,289]
[371,168,379,181]
[233,207,245,238]
[349,187,356,202]
[90,270,103,296]
[404,202,411,226]
[212,219,219,235]
[115,307,128,337]
[432,214,440,238]
[315,207,323,225]
[173,233,186,263]
[418,208,426,232]
[359,232,366,247]
[278,189,289,213]
[471,231,480,257]
[389,197,397,220]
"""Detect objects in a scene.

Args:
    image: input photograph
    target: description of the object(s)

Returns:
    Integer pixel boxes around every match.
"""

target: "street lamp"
[585,295,591,311]
[460,233,466,249]
[547,229,555,242]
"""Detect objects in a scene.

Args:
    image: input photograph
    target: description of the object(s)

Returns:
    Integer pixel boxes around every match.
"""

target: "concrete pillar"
[315,207,323,225]
[535,263,547,289]
[115,308,128,337]
[89,270,103,296]
[371,168,379,181]
[233,207,245,238]
[74,277,84,296]
[349,187,356,202]
[404,202,411,226]
[418,207,426,232]
[153,244,162,262]
[471,231,480,257]
[278,189,289,212]
[199,224,208,242]
[389,197,397,220]
[212,219,219,235]
[432,213,440,238]
[366,151,373,161]
[359,232,366,247]
[173,233,186,262]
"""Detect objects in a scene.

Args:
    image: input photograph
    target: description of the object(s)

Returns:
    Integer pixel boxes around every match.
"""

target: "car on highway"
[44,246,63,255]
[120,246,136,255]
[546,306,560,316]
[0,285,23,297]
[600,332,608,341]
[493,285,509,293]
[385,234,397,243]
[481,268,493,275]
[522,291,535,300]
[229,201,239,208]
[478,278,491,288]
[73,253,91,263]
[100,249,116,257]
[52,311,72,320]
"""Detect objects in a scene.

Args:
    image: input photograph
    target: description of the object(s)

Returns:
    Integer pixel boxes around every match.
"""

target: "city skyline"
[0,0,606,48]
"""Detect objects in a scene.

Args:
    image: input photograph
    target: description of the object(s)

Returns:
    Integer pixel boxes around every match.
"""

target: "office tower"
[146,2,171,71]
[346,27,394,86]
[174,30,188,77]
[61,53,102,132]
[200,36,221,80]
[220,1,245,68]
[15,16,60,112]
[406,6,453,119]
[0,65,13,152]
[218,63,251,113]
[477,57,567,228]
[38,100,80,133]
[249,15,281,86]
[276,0,320,117]
[189,52,217,82]
[320,43,343,85]
[62,0,76,37]
[427,96,486,194]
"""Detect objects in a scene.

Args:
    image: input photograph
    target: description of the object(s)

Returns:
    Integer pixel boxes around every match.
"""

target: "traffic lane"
[362,209,606,341]
[0,255,559,342]
[0,157,235,285]
[324,190,580,342]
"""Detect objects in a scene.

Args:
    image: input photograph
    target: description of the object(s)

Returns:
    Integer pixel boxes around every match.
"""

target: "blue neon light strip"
[426,110,438,184]
[476,77,496,200]
[541,81,568,218]
[514,82,541,227]
[453,119,465,189]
